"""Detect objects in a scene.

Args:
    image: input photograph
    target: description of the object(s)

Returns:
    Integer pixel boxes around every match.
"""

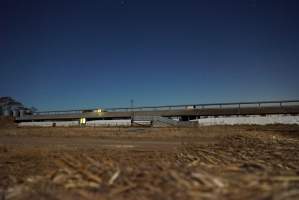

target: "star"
[121,1,126,6]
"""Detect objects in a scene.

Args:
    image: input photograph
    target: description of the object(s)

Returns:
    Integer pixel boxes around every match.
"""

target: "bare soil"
[0,125,299,200]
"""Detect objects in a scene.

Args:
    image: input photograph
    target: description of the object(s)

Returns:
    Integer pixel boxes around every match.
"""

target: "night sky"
[1,0,298,110]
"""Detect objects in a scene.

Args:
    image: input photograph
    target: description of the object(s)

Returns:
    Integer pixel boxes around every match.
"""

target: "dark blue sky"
[1,0,298,110]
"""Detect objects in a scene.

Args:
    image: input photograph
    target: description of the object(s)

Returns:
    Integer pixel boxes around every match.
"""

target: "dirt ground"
[0,125,299,200]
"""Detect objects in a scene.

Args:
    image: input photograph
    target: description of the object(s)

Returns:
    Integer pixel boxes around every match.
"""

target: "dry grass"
[0,125,299,199]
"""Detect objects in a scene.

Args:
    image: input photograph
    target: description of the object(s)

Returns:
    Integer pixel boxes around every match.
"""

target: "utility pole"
[130,99,134,126]
[130,99,134,110]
